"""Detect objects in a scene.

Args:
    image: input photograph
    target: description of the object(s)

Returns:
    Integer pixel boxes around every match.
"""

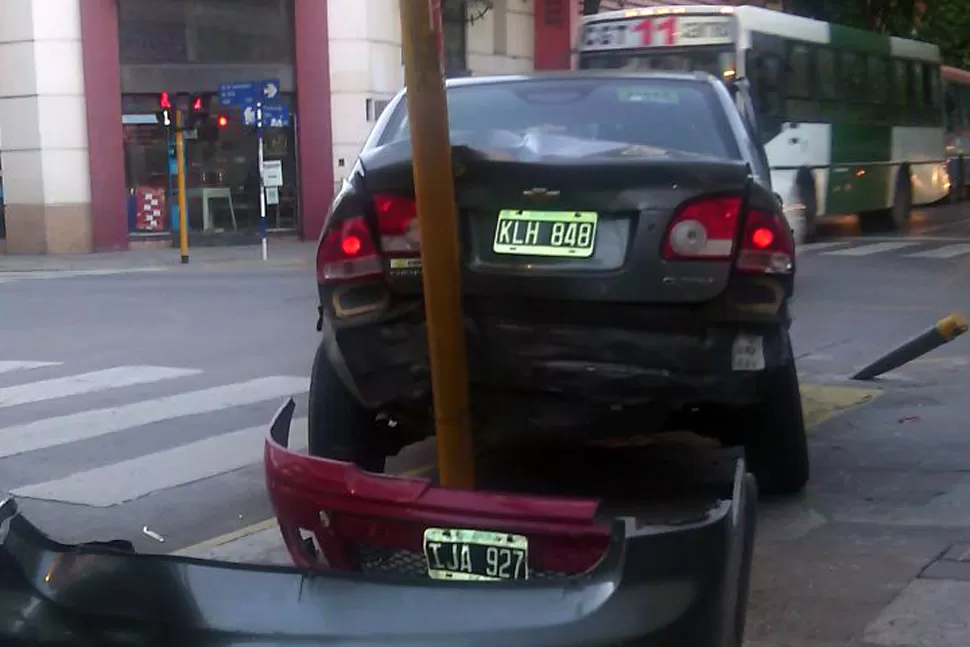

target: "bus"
[577,5,950,243]
[942,65,970,201]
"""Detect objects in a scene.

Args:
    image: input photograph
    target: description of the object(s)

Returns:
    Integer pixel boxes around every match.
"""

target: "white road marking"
[0,268,166,283]
[0,376,309,458]
[797,241,851,253]
[904,243,970,258]
[0,366,200,409]
[822,242,922,256]
[12,418,310,506]
[0,361,61,375]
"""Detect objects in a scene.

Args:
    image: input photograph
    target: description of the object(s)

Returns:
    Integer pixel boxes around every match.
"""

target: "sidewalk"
[0,241,316,273]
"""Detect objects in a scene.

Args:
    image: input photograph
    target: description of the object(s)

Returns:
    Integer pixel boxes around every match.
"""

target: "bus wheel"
[952,157,966,203]
[795,174,818,243]
[861,169,912,233]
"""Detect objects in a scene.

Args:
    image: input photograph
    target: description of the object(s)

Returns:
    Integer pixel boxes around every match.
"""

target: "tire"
[307,341,386,473]
[795,173,818,244]
[741,344,809,497]
[860,169,912,233]
[951,157,966,203]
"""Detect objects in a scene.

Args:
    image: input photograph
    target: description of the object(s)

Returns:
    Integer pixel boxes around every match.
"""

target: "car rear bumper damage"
[261,399,756,646]
[327,299,791,416]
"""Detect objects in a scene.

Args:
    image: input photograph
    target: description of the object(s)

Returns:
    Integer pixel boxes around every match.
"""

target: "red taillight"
[662,196,741,260]
[373,194,419,256]
[661,195,793,274]
[316,194,419,284]
[316,216,382,283]
[737,209,794,274]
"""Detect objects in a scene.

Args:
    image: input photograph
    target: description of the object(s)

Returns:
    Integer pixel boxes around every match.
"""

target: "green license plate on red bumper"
[493,210,598,258]
[423,528,529,581]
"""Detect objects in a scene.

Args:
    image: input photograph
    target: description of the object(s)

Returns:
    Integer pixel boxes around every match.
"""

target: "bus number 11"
[633,16,676,46]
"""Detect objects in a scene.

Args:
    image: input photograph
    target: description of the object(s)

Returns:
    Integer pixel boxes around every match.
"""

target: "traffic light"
[156,92,172,127]
[186,93,211,130]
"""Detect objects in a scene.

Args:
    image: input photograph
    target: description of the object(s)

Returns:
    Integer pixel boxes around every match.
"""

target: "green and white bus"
[577,5,950,243]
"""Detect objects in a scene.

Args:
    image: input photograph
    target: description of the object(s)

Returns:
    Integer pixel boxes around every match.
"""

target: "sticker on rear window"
[616,88,680,104]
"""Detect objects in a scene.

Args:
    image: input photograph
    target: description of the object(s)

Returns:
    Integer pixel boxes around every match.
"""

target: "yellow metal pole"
[174,108,190,264]
[399,0,475,489]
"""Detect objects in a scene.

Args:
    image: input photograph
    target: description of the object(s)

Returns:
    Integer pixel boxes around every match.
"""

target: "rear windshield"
[376,77,738,159]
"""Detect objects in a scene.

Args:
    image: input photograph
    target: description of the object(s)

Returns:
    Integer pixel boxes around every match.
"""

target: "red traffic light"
[192,95,204,112]
[217,115,228,128]
[159,92,171,109]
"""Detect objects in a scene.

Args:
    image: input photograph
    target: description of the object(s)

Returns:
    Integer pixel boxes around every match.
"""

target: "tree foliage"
[783,0,970,68]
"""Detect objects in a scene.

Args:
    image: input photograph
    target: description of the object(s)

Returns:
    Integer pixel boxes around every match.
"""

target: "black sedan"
[309,71,807,496]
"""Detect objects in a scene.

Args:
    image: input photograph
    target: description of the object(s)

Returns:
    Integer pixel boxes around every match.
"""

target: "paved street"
[5,205,970,645]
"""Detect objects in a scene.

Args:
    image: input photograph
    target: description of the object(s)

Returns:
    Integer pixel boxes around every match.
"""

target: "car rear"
[315,74,795,440]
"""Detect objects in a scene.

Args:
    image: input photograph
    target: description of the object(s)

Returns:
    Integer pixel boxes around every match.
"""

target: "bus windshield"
[579,48,737,81]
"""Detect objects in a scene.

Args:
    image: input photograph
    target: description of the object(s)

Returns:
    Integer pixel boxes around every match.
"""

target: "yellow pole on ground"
[399,0,475,489]
[174,108,190,264]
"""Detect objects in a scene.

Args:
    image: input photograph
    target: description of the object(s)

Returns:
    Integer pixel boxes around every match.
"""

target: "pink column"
[293,0,335,242]
[534,0,580,71]
[79,0,128,251]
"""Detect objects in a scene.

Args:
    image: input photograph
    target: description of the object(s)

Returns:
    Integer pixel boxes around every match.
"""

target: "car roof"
[441,70,721,88]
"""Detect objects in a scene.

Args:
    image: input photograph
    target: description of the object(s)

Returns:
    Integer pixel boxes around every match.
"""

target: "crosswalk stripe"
[797,241,851,253]
[0,376,309,459]
[0,361,61,375]
[0,268,165,283]
[0,366,200,409]
[821,242,921,256]
[12,418,310,507]
[903,243,970,258]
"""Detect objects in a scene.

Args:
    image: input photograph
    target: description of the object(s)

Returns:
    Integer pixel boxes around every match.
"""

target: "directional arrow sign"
[220,79,281,107]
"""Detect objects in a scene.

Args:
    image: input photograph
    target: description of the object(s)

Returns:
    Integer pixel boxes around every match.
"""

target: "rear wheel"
[308,342,386,473]
[795,173,818,244]
[860,169,912,233]
[740,343,809,497]
[950,157,966,203]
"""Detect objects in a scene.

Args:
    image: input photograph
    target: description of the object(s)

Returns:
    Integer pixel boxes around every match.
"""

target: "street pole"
[399,0,476,489]
[174,107,189,264]
[257,102,268,262]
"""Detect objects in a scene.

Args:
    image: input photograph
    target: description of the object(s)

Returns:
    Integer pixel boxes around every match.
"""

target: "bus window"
[787,43,812,98]
[910,62,924,108]
[868,56,889,104]
[817,48,836,99]
[892,59,908,107]
[747,52,783,110]
[840,52,865,103]
[945,83,959,130]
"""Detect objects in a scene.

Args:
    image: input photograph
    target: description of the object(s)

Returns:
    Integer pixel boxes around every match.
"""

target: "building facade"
[2,0,707,255]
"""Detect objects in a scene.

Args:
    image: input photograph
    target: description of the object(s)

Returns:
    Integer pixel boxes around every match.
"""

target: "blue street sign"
[242,102,290,128]
[219,79,281,107]
[262,102,290,127]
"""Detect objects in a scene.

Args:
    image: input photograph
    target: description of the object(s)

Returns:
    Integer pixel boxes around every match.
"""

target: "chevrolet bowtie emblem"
[522,187,560,199]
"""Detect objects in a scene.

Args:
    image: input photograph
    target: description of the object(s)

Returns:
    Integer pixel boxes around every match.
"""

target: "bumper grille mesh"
[355,544,569,580]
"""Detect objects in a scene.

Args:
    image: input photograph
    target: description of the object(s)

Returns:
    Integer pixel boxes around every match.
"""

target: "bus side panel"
[825,124,893,215]
[764,123,830,235]
[895,126,950,205]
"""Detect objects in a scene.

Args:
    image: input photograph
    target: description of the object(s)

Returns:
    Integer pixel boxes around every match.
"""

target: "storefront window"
[117,0,298,236]
[122,93,299,235]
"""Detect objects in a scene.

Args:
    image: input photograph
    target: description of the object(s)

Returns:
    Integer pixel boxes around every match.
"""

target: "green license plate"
[492,210,598,258]
[423,527,529,581]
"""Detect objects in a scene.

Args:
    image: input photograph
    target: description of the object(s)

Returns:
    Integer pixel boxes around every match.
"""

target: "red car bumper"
[264,400,612,576]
